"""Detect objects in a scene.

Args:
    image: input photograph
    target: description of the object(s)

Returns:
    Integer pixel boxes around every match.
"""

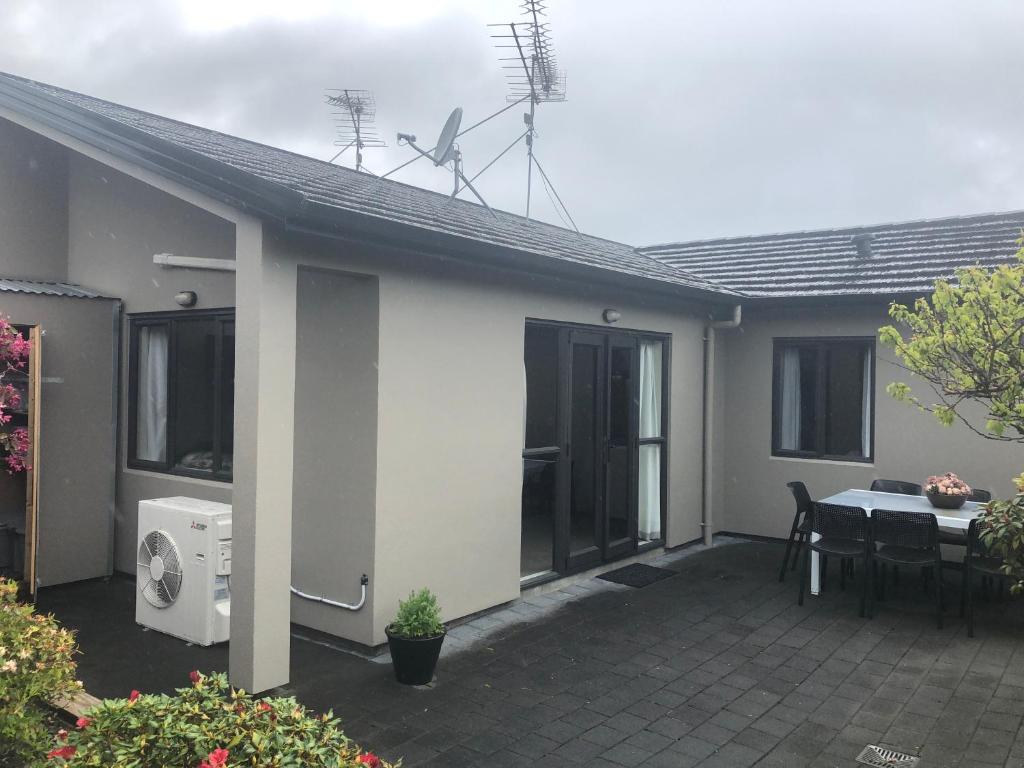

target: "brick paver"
[327,541,1024,767]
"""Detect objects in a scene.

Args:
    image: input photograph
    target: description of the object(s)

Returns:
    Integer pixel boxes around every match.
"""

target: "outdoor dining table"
[810,489,986,596]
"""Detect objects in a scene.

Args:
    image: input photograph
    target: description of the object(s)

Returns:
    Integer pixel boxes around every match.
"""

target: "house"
[0,71,1020,693]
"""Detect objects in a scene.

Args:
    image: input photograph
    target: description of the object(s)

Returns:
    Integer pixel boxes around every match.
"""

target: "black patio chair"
[779,481,813,582]
[938,488,991,547]
[799,502,870,617]
[870,479,923,496]
[869,509,943,628]
[961,518,1006,638]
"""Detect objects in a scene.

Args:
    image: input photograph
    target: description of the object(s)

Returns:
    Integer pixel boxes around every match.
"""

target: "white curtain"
[861,347,872,458]
[136,325,168,462]
[779,347,802,451]
[638,341,662,540]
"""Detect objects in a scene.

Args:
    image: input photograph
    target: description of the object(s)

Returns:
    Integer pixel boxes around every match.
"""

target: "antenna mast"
[489,0,566,218]
[325,89,386,172]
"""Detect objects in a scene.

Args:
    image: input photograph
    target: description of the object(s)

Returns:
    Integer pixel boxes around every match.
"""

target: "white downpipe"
[290,574,368,611]
[702,305,742,547]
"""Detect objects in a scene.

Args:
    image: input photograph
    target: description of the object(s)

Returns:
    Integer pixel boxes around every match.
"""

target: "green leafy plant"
[389,589,443,639]
[978,473,1024,595]
[0,578,80,768]
[49,671,393,768]
[879,244,1024,441]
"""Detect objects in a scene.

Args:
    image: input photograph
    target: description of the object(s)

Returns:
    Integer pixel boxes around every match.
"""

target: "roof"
[0,279,107,299]
[639,211,1024,299]
[0,72,733,300]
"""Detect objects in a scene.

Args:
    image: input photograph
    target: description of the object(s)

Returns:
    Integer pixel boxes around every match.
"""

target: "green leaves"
[390,588,443,639]
[880,241,1024,442]
[56,671,393,767]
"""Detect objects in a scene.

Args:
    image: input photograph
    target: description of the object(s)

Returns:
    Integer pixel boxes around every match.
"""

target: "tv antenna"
[396,107,495,217]
[325,89,386,172]
[489,0,575,228]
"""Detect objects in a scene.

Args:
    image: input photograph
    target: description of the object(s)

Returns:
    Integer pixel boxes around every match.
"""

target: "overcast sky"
[4,1,1024,245]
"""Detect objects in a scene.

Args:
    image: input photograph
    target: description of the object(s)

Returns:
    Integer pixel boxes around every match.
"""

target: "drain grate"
[856,745,920,767]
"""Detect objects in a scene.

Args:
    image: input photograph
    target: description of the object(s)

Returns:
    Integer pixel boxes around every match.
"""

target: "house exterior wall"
[0,118,68,281]
[715,303,1024,539]
[290,266,379,646]
[265,228,710,645]
[65,153,236,572]
[0,291,118,586]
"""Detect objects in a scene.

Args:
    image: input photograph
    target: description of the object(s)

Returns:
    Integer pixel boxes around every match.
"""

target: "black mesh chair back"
[788,481,813,521]
[871,509,937,549]
[779,482,814,582]
[962,518,1005,637]
[969,488,992,503]
[813,502,869,541]
[870,479,923,496]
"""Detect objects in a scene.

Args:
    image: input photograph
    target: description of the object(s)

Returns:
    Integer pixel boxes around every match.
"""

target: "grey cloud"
[3,0,1023,245]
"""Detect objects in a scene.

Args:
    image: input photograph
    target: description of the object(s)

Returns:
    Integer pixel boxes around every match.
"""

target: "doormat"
[597,563,676,588]
[855,745,920,767]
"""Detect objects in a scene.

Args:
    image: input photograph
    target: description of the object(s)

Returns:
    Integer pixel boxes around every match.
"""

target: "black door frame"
[523,320,668,578]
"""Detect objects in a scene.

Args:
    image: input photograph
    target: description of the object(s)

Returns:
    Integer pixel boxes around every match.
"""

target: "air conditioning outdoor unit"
[136,497,231,646]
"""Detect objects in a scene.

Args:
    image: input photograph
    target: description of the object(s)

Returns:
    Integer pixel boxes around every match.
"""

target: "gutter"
[701,305,742,547]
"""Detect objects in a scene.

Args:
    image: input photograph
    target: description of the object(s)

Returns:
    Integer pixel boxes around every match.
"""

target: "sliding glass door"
[521,322,666,580]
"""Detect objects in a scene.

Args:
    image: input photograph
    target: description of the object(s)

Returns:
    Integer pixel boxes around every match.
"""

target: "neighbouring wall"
[716,303,1024,539]
[65,153,236,572]
[0,118,68,281]
[291,266,379,646]
[0,292,118,586]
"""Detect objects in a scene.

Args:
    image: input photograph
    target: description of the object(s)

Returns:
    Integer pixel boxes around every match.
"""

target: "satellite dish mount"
[397,107,494,215]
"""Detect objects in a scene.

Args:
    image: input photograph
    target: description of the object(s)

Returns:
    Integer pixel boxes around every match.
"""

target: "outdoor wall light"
[174,291,198,307]
[603,308,621,324]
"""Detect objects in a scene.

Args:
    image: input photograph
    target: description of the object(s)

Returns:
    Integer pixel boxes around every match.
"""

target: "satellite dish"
[432,107,463,165]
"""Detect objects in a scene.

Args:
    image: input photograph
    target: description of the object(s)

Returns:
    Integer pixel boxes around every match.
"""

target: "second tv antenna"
[325,89,386,172]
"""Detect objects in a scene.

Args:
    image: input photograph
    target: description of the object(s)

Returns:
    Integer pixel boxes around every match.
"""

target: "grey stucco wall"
[0,292,118,586]
[0,118,68,281]
[290,266,379,646]
[65,153,236,572]
[716,303,1024,539]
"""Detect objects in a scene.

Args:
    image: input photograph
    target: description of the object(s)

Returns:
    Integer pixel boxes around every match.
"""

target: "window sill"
[769,455,875,468]
[123,466,233,488]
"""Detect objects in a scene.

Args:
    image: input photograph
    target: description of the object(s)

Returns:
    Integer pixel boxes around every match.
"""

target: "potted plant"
[924,472,971,509]
[385,588,445,685]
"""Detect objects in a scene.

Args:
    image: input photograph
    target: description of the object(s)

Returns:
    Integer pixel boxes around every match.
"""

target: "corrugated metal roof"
[0,72,734,298]
[639,211,1024,298]
[0,279,107,299]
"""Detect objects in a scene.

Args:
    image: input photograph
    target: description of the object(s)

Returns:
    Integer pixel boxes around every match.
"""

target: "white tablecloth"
[809,489,985,595]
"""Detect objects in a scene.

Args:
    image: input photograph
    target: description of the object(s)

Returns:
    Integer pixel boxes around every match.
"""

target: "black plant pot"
[927,491,967,510]
[385,625,445,685]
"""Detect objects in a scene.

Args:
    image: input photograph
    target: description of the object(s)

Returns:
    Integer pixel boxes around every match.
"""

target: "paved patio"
[41,539,1024,768]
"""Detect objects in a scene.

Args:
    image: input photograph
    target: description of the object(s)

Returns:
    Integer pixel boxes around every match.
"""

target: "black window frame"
[127,308,235,482]
[771,336,875,463]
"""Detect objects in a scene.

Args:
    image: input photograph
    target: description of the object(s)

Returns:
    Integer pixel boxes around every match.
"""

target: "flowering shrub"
[979,473,1024,595]
[0,578,80,767]
[0,315,32,473]
[925,472,971,498]
[50,671,394,768]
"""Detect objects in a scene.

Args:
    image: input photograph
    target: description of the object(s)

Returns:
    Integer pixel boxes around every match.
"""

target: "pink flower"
[47,745,76,760]
[201,748,229,768]
[128,689,140,702]
[76,716,91,729]
[56,729,68,742]
[356,754,382,768]
[190,669,201,684]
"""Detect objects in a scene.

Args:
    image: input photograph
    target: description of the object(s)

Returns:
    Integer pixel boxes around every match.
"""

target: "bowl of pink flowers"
[925,472,971,509]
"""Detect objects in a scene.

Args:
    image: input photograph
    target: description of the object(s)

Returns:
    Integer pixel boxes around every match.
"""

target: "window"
[772,337,874,462]
[129,310,235,480]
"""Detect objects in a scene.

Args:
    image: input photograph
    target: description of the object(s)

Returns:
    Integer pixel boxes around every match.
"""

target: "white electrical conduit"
[290,574,368,611]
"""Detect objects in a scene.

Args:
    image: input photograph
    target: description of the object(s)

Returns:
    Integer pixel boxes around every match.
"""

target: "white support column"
[229,220,297,693]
